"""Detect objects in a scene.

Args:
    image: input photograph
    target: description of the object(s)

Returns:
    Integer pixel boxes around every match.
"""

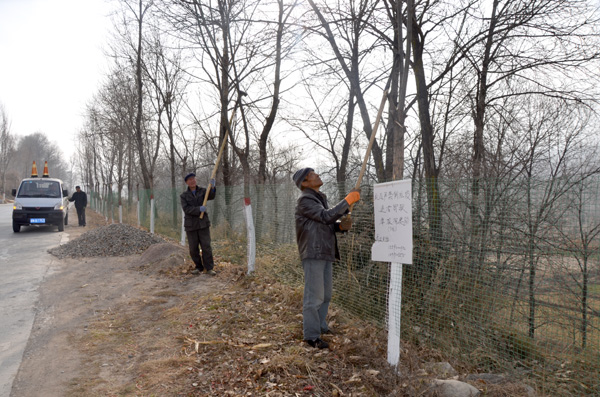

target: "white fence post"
[119,204,123,224]
[387,263,403,367]
[243,198,256,274]
[150,195,155,234]
[180,209,186,246]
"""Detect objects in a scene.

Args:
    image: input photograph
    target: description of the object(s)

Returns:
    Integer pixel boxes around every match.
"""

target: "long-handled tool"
[348,81,391,215]
[200,91,247,219]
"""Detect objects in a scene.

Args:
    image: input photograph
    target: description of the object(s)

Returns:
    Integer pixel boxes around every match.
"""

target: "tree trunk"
[469,0,498,273]
[134,0,152,192]
[528,233,536,339]
[581,255,588,348]
[308,0,385,181]
[410,13,442,248]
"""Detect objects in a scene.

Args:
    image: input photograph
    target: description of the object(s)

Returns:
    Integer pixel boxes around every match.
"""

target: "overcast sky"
[0,0,114,160]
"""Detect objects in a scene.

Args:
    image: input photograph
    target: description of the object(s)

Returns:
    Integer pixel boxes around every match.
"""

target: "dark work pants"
[186,227,214,271]
[76,206,86,226]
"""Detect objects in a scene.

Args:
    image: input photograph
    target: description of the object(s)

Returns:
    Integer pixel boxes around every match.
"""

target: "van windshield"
[18,181,61,198]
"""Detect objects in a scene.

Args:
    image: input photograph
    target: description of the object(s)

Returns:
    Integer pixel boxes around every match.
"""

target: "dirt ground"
[10,209,539,397]
[10,210,228,397]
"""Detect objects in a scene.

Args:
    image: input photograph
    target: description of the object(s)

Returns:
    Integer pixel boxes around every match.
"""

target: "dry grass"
[66,257,545,396]
[67,260,432,395]
[62,211,545,396]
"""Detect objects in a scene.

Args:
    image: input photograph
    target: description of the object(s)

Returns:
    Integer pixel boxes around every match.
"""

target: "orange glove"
[344,188,361,205]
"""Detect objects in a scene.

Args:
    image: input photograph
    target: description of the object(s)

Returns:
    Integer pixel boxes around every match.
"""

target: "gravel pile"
[49,223,165,258]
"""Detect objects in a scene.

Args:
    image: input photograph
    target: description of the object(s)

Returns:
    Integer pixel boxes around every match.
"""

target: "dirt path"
[10,220,222,396]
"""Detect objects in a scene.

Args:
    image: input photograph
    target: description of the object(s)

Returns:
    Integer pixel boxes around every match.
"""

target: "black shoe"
[305,338,329,349]
[191,269,202,275]
[322,329,334,335]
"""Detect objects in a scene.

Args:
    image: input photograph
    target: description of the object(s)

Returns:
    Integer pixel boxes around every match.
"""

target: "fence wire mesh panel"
[90,177,600,394]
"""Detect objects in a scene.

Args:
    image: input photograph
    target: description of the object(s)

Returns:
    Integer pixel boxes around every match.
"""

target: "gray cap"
[292,167,313,189]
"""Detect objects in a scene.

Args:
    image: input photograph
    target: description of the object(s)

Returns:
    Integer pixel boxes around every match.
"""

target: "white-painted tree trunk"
[150,197,155,234]
[180,209,186,246]
[243,198,256,274]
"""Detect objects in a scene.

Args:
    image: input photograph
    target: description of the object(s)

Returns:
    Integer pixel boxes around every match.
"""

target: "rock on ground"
[427,379,481,397]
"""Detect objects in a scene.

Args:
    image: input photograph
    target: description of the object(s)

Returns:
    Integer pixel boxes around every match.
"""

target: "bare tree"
[285,79,362,199]
[509,98,600,339]
[162,0,244,187]
[114,0,156,192]
[552,172,600,349]
[160,0,298,231]
[307,0,387,182]
[143,28,188,227]
[13,133,70,181]
[0,103,15,202]
[460,0,600,278]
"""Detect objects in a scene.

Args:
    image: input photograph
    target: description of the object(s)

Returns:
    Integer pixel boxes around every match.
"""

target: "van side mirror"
[63,189,69,197]
[11,189,16,197]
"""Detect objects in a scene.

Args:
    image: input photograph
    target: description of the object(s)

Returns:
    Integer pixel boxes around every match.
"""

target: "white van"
[11,173,69,233]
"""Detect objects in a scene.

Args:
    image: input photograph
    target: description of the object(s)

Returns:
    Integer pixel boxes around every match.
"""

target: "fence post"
[180,209,186,246]
[244,197,256,274]
[387,263,403,367]
[150,194,155,234]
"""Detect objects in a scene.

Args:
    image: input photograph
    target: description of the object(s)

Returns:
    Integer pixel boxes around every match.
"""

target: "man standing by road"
[68,186,87,227]
[180,173,217,276]
[293,168,360,349]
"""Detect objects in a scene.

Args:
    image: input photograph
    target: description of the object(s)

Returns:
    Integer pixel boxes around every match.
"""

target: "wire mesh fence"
[89,176,600,394]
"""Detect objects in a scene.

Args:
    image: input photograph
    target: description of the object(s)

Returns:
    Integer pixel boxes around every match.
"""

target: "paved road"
[0,204,68,397]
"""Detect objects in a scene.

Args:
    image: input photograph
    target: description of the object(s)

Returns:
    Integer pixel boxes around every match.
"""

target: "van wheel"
[13,222,20,233]
[58,221,64,232]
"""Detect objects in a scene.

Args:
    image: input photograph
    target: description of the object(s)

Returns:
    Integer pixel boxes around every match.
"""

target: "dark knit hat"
[293,167,313,189]
[184,172,196,182]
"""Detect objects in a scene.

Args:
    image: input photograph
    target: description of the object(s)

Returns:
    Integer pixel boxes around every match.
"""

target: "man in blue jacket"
[293,168,360,349]
[180,173,217,275]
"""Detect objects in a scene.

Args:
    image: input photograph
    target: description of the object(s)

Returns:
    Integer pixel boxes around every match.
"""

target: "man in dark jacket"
[293,167,360,349]
[68,186,87,226]
[180,173,217,276]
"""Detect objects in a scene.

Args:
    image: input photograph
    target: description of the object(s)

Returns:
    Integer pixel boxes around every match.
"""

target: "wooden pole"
[349,87,389,213]
[200,100,241,219]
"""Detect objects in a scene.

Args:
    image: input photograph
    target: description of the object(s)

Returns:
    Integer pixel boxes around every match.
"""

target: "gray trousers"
[302,259,332,340]
[186,227,214,271]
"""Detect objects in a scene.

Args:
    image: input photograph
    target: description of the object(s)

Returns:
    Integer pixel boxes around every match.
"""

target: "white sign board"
[371,179,413,264]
